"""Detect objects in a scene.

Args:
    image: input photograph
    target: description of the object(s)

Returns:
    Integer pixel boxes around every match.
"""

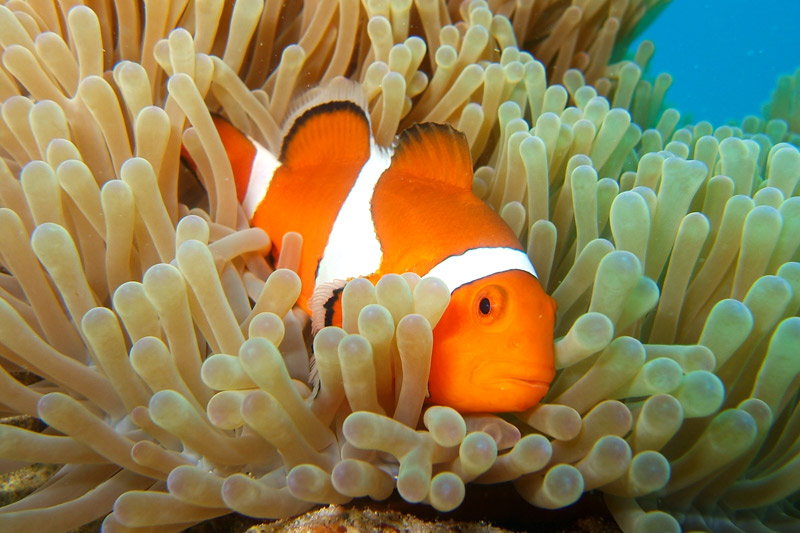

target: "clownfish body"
[206,80,556,413]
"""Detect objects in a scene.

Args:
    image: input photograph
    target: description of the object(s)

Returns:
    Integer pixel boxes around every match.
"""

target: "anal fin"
[309,279,347,334]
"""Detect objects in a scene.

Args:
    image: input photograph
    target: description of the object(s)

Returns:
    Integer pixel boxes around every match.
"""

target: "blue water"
[628,0,800,126]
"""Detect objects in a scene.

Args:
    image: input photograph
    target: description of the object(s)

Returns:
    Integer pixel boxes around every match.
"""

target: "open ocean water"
[627,0,800,127]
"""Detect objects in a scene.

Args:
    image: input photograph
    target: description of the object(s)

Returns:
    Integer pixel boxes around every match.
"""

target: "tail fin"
[181,115,259,205]
[282,76,369,138]
[276,78,372,171]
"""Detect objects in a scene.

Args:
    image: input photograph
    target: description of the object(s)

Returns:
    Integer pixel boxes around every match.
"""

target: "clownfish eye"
[473,285,507,324]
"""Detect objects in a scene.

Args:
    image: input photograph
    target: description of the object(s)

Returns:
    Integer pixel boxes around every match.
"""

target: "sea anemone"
[758,66,800,146]
[1,1,798,532]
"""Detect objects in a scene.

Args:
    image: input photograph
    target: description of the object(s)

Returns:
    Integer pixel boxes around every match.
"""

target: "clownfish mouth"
[472,361,553,389]
[485,378,550,398]
[499,377,550,388]
[466,375,551,412]
[471,371,552,411]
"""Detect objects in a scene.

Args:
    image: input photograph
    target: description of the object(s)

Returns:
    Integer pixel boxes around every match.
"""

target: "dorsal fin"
[388,123,473,190]
[212,115,256,203]
[279,100,371,170]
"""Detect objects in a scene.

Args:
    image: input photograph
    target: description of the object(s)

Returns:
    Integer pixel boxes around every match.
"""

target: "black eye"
[479,297,491,315]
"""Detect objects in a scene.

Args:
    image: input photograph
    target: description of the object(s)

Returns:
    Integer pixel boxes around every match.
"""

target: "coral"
[0,1,798,533]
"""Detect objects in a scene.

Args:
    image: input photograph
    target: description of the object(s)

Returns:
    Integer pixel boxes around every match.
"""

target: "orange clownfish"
[204,80,556,413]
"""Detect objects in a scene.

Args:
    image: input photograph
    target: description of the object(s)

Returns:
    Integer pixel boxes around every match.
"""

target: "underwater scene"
[0,1,798,532]
[629,0,800,126]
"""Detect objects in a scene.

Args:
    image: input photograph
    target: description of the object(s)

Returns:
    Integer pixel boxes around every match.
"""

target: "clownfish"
[197,79,556,413]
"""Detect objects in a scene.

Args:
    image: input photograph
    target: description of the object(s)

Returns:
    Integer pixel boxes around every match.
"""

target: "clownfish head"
[427,269,556,413]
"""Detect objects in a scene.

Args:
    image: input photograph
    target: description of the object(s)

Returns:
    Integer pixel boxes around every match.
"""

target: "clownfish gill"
[188,78,556,413]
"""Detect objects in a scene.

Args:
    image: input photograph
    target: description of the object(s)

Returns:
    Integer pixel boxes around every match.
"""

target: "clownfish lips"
[470,361,554,410]
[472,362,551,388]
